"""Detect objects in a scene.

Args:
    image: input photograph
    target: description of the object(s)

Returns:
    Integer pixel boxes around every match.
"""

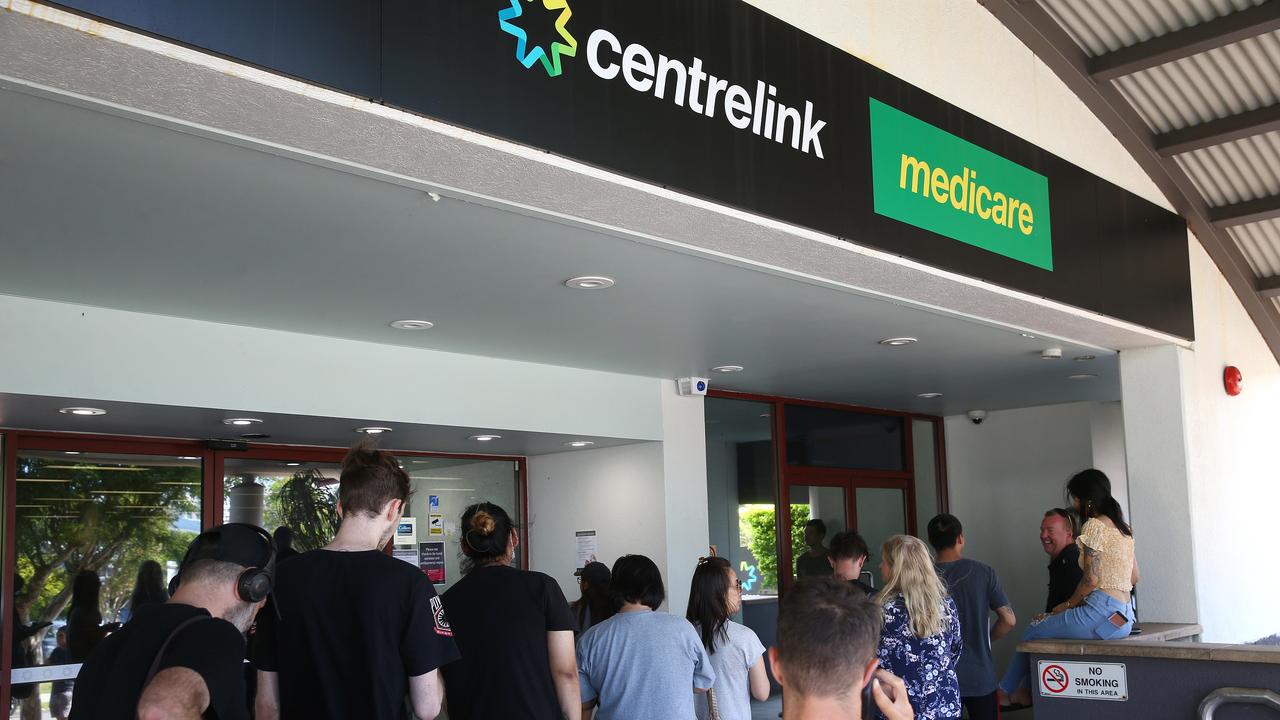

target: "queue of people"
[57,446,1134,720]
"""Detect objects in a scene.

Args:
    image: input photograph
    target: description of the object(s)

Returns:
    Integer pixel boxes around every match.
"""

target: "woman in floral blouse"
[875,535,962,720]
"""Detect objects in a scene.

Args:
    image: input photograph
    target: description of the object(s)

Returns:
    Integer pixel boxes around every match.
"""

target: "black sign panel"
[49,0,1193,338]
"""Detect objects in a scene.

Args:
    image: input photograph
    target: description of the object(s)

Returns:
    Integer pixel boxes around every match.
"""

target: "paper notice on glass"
[576,530,598,570]
[420,541,446,584]
[393,547,418,566]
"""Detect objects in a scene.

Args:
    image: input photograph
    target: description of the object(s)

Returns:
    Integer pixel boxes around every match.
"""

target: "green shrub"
[741,504,810,591]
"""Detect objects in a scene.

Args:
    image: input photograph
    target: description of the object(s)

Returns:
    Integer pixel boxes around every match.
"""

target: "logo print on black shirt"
[430,596,453,637]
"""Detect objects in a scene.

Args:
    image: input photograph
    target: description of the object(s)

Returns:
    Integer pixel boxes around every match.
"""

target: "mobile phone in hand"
[861,678,877,719]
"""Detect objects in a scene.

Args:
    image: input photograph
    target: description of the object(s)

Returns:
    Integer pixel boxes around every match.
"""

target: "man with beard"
[71,523,275,720]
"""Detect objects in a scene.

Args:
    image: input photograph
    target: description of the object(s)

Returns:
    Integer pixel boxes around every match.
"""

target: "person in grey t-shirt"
[928,514,1016,720]
[686,557,770,720]
[578,555,714,720]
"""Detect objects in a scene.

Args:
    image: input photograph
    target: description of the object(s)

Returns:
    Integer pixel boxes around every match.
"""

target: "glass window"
[11,451,202,718]
[784,405,905,470]
[403,457,522,594]
[705,397,779,597]
[912,419,940,537]
[856,487,907,588]
[222,458,341,551]
[789,484,846,583]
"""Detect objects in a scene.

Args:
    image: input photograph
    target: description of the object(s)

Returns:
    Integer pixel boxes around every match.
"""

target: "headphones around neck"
[177,524,277,604]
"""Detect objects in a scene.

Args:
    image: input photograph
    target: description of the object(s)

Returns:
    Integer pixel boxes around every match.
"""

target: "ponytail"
[460,503,517,572]
[1066,469,1132,537]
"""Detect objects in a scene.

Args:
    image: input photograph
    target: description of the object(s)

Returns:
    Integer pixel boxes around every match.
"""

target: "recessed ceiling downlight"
[60,407,106,416]
[390,320,434,330]
[222,418,262,426]
[878,337,918,346]
[564,441,595,448]
[356,427,393,435]
[564,276,615,290]
[469,434,502,442]
[711,365,744,373]
[1068,374,1098,381]
[917,393,944,399]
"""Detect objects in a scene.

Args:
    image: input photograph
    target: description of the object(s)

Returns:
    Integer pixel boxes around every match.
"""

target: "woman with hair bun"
[997,469,1139,709]
[440,502,581,720]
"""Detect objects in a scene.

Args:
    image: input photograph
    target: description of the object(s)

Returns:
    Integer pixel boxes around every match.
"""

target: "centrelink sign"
[498,0,827,158]
[47,0,1194,339]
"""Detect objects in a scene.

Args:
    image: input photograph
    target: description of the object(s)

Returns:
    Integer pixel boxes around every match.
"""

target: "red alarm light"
[1224,366,1243,396]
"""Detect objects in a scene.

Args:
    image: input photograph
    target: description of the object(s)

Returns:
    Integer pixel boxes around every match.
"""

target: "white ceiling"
[0,82,1121,426]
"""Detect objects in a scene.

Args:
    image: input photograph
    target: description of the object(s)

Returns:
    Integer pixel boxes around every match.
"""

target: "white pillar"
[660,380,709,615]
[1118,345,1199,624]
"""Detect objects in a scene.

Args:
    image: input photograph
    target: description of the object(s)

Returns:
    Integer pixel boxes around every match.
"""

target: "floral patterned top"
[876,594,963,720]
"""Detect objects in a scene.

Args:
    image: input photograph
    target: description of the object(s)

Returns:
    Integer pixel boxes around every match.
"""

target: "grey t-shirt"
[577,610,715,720]
[694,620,766,720]
[935,558,1010,697]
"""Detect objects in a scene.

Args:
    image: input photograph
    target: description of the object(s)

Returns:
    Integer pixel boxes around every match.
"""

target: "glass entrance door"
[781,472,912,593]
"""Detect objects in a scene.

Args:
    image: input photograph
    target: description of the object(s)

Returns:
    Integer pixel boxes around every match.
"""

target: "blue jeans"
[999,590,1134,693]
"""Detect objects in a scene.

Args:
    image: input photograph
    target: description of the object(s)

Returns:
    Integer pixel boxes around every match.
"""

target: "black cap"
[575,561,610,586]
[178,523,275,577]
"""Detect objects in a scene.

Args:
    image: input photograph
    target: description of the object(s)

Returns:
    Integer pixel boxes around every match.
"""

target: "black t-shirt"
[69,603,248,720]
[795,551,832,578]
[440,565,576,720]
[850,578,876,596]
[249,549,460,720]
[1046,543,1084,612]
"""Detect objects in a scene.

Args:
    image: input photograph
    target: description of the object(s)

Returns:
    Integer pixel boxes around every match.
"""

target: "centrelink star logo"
[498,0,577,78]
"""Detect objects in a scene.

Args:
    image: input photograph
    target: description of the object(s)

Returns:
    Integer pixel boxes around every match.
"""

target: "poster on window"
[420,541,446,584]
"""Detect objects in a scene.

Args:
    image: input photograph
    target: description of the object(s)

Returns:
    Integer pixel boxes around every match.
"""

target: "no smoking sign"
[1037,660,1128,701]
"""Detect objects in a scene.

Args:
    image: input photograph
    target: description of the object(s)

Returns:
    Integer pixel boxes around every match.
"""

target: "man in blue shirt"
[928,514,1016,720]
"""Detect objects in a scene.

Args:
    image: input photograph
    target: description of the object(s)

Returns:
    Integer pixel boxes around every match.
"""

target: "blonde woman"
[876,535,962,720]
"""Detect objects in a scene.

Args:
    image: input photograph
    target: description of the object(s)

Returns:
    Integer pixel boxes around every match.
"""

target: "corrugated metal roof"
[1175,131,1280,205]
[1113,33,1280,133]
[1228,219,1280,276]
[1038,0,1266,56]
[1034,0,1280,323]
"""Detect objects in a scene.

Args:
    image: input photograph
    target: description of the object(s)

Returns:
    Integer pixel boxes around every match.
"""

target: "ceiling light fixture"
[64,451,81,455]
[564,276,615,290]
[59,407,106,416]
[878,337,918,346]
[1074,355,1097,362]
[177,456,200,461]
[355,427,393,435]
[285,462,302,467]
[427,192,442,202]
[222,418,262,426]
[564,441,595,448]
[711,365,744,373]
[917,392,944,399]
[1041,348,1064,360]
[240,433,271,440]
[1068,374,1098,381]
[469,434,502,442]
[1020,333,1037,339]
[390,320,434,330]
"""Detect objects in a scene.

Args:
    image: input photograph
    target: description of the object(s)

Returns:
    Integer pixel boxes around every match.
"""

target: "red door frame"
[709,390,946,596]
[1,429,529,711]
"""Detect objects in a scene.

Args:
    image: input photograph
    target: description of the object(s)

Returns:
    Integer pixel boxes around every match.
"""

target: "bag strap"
[143,615,215,687]
[707,686,722,720]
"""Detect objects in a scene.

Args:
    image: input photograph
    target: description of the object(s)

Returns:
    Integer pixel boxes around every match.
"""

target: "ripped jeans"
[998,590,1134,693]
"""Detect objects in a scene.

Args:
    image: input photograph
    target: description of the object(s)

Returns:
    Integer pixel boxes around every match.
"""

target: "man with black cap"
[69,523,275,720]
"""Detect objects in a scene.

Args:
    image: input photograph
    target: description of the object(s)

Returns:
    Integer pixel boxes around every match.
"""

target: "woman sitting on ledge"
[997,469,1139,709]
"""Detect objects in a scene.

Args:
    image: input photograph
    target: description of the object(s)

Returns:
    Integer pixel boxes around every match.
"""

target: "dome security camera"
[967,410,987,425]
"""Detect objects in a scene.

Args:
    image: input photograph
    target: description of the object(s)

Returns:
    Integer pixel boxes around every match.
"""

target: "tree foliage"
[265,469,338,551]
[741,504,810,591]
[13,456,200,647]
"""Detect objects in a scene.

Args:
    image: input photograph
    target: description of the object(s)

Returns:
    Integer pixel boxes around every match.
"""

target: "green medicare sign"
[869,99,1053,271]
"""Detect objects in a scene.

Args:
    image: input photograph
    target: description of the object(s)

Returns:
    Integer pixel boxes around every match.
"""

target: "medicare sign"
[870,99,1053,271]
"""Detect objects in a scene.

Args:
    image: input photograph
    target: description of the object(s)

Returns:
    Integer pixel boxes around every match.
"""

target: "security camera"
[967,410,987,425]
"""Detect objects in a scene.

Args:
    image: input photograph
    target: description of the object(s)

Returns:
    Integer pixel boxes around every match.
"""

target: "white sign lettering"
[1037,660,1128,701]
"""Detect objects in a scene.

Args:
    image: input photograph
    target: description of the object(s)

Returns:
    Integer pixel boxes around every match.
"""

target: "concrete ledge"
[1019,623,1280,665]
